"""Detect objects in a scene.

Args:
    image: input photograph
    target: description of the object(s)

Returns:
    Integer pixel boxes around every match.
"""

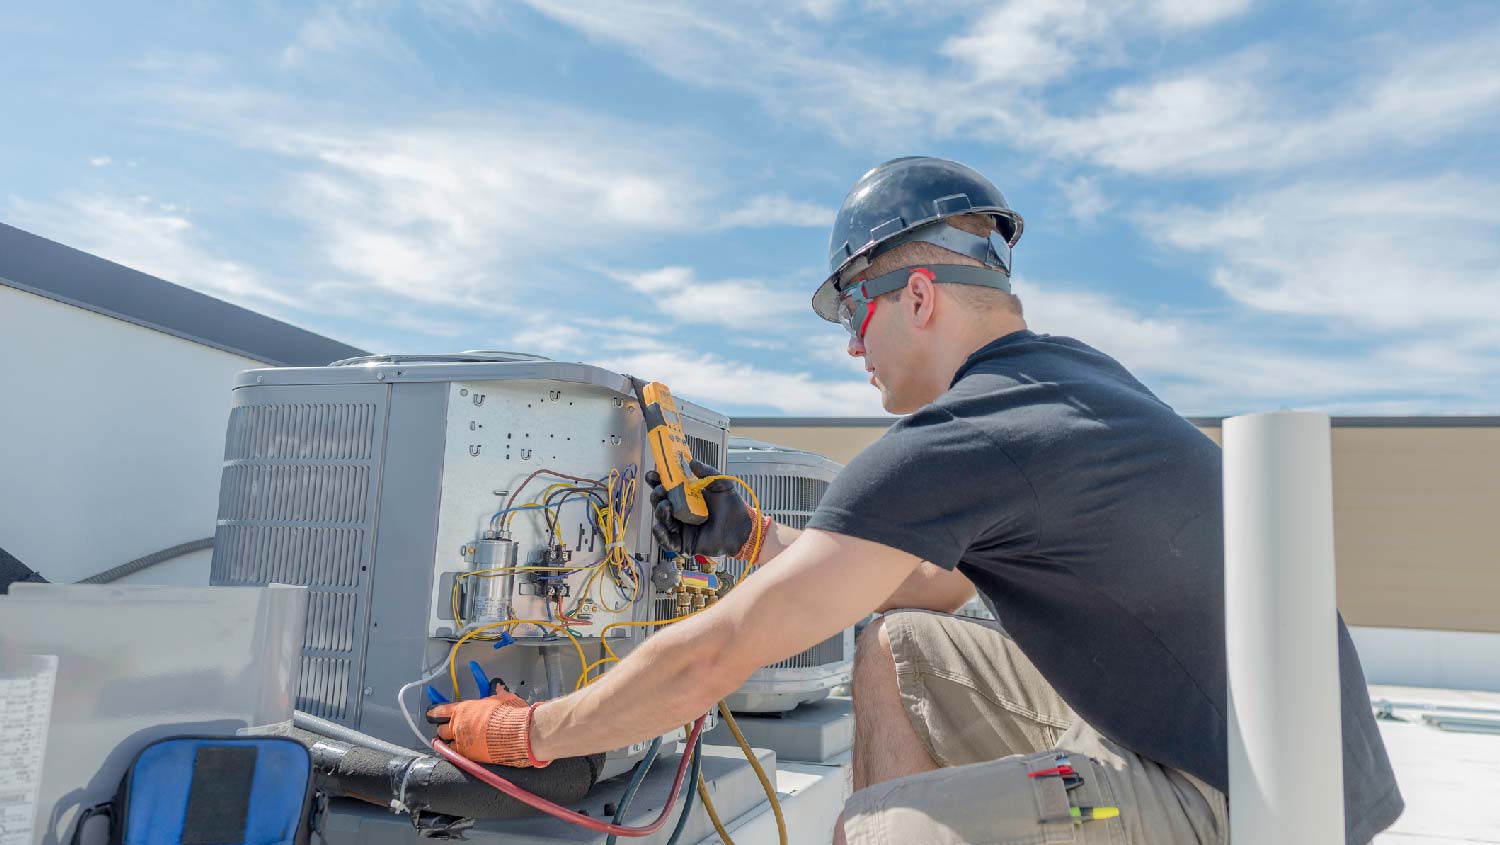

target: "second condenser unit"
[722,436,853,713]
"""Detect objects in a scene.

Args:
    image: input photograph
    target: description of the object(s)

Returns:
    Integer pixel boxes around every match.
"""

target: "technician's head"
[812,157,1026,414]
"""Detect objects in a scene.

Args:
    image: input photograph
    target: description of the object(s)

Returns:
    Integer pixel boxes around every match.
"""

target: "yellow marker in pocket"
[1070,806,1120,822]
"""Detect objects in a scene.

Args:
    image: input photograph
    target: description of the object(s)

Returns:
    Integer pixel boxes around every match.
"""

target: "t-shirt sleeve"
[806,406,1036,569]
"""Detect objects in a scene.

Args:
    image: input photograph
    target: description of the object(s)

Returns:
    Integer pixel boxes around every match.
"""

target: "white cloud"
[1146,0,1252,27]
[1034,30,1500,175]
[88,155,112,167]
[615,266,806,328]
[504,314,670,361]
[130,51,224,76]
[496,310,880,414]
[598,348,888,415]
[513,0,978,144]
[1059,175,1110,224]
[6,194,297,312]
[279,6,415,69]
[1146,176,1500,330]
[619,267,696,295]
[1014,279,1189,373]
[1030,50,1278,175]
[383,312,470,337]
[717,194,835,228]
[941,0,1251,88]
[1013,276,1497,415]
[160,103,720,307]
[504,2,1497,181]
[146,80,839,308]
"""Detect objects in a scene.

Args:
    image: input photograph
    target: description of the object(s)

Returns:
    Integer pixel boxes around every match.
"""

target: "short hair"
[861,212,1023,317]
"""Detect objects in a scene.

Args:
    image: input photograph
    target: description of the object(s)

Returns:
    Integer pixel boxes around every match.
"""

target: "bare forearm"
[877,562,975,613]
[529,614,740,761]
[527,530,922,762]
[748,518,800,565]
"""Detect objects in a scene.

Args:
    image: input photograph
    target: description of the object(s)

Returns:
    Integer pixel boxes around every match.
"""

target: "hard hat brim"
[812,277,843,323]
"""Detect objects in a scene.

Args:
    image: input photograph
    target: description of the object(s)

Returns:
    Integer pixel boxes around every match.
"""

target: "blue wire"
[486,503,547,529]
[665,735,704,845]
[488,489,604,533]
[605,736,662,845]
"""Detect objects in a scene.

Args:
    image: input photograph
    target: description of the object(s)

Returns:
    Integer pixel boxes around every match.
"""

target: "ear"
[905,267,938,328]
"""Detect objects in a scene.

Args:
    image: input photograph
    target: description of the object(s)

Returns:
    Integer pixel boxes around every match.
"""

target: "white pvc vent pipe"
[1224,411,1344,844]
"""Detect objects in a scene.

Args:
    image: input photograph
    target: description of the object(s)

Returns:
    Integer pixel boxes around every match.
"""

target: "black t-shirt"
[809,330,1403,845]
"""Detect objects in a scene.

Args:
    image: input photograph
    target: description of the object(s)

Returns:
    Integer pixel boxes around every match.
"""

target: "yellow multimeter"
[631,377,710,525]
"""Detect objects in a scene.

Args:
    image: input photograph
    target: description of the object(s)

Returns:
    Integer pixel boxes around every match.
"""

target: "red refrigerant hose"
[428,715,707,837]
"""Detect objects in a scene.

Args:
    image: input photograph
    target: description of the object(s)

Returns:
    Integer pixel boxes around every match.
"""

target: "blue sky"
[3,1,1498,416]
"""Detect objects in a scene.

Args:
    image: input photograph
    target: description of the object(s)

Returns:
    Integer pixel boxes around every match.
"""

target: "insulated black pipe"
[279,726,603,820]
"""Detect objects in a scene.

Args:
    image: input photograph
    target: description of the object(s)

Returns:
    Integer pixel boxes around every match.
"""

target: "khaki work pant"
[842,610,1230,844]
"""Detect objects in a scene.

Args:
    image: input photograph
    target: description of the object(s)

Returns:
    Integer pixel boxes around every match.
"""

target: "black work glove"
[645,459,755,557]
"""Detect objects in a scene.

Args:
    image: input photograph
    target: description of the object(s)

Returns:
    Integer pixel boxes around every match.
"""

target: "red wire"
[429,716,706,837]
[555,596,582,625]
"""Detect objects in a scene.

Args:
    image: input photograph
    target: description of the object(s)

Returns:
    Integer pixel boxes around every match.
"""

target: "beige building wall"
[731,418,1500,635]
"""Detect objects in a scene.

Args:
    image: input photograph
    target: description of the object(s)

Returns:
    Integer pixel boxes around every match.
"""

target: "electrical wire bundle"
[413,469,785,842]
[451,466,643,635]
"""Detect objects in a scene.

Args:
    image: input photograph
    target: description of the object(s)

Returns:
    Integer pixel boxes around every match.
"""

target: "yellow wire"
[718,701,786,845]
[573,609,707,690]
[495,501,550,531]
[450,565,577,629]
[687,475,766,568]
[447,619,588,701]
[572,471,768,690]
[697,774,737,845]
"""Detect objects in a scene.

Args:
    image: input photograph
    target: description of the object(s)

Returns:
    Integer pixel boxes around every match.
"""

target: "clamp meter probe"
[631,377,710,525]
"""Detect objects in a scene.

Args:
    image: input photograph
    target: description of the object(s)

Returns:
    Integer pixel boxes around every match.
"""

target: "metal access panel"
[724,437,854,713]
[211,353,730,742]
[426,378,650,638]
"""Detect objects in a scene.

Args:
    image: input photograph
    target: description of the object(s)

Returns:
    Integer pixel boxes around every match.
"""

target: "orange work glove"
[427,688,549,768]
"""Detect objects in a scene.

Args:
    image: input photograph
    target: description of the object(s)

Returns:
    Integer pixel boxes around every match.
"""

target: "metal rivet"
[363,687,374,696]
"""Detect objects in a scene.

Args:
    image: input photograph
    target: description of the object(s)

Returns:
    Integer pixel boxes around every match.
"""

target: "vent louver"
[211,401,380,722]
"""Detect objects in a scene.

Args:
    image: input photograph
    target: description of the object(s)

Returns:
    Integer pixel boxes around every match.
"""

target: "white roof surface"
[1370,685,1500,844]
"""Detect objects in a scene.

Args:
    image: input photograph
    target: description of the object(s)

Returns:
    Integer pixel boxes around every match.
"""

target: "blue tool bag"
[70,736,318,845]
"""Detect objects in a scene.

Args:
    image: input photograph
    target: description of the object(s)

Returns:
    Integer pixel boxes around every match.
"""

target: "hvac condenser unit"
[722,437,853,713]
[209,352,728,769]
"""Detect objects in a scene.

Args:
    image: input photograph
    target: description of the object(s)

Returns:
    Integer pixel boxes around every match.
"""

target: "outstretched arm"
[432,528,922,764]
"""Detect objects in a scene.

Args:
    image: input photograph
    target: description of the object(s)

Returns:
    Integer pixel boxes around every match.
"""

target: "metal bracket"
[411,810,475,839]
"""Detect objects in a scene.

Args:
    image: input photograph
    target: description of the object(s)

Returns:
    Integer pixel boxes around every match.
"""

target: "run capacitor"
[463,533,518,628]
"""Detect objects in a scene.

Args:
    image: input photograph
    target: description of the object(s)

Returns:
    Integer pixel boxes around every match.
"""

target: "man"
[430,157,1403,843]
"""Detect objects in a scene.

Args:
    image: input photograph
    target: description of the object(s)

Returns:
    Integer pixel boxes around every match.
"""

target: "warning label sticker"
[0,655,57,845]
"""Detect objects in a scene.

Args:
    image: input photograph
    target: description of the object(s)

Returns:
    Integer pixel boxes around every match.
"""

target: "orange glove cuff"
[481,701,550,768]
[735,508,774,565]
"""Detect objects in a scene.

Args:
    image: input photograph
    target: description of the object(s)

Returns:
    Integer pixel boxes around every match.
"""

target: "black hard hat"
[813,156,1024,322]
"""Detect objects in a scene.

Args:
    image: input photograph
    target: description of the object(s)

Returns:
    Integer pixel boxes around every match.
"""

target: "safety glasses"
[836,267,935,340]
[836,264,1016,340]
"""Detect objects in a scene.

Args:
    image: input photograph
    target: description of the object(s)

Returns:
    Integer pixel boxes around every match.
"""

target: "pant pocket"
[843,750,1133,845]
